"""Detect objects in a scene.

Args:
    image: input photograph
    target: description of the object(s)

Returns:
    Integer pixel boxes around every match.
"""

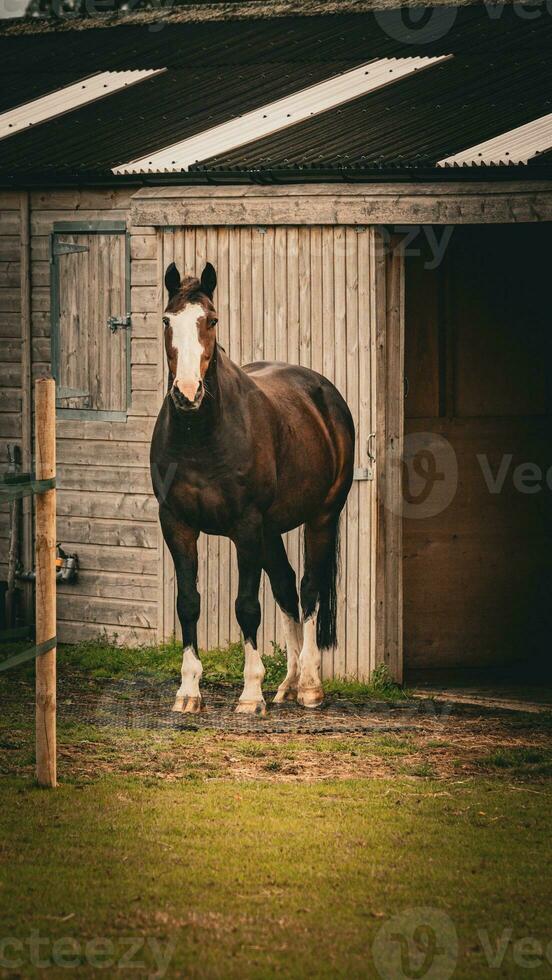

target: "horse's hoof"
[273,685,298,704]
[172,695,204,714]
[297,686,324,709]
[235,699,267,717]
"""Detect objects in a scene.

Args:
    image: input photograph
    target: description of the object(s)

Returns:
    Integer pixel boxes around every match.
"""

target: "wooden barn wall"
[25,189,159,645]
[0,192,23,582]
[156,225,377,680]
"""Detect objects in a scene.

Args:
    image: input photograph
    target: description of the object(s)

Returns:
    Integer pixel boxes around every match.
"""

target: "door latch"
[107,315,131,333]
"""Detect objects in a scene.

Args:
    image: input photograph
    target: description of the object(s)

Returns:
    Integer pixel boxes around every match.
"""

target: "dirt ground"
[2,669,551,784]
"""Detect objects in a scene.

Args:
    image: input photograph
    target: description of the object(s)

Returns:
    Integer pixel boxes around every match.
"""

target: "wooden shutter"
[52,227,130,418]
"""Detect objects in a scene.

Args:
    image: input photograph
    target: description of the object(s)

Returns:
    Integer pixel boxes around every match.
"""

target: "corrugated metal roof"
[0,69,163,138]
[115,56,450,174]
[197,48,552,169]
[0,6,550,180]
[437,112,552,165]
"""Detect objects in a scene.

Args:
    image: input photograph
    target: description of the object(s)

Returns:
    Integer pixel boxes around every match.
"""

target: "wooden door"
[158,225,403,681]
[52,226,130,418]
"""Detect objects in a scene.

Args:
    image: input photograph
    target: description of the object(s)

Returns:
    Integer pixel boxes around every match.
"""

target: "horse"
[150,261,355,715]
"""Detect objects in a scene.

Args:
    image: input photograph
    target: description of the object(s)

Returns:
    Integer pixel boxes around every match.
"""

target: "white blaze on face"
[169,303,204,401]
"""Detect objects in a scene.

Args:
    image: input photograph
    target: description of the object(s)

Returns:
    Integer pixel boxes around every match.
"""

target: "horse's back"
[243,360,354,439]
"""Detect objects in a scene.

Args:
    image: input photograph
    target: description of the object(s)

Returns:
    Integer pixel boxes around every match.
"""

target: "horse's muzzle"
[171,382,203,411]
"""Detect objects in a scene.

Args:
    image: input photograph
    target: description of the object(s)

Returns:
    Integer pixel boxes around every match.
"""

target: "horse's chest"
[166,472,238,534]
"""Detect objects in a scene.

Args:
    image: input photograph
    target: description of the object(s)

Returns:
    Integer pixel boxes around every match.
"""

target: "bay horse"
[150,262,354,715]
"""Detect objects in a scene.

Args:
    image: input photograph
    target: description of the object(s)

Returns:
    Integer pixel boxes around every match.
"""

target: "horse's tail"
[315,518,341,651]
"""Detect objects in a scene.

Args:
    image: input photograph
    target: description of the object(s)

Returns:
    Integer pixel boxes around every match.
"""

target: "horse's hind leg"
[262,531,302,704]
[233,518,266,716]
[298,519,340,708]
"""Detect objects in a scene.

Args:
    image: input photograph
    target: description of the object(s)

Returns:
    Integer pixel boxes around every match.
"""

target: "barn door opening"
[51,222,131,420]
[157,224,405,681]
[404,223,552,685]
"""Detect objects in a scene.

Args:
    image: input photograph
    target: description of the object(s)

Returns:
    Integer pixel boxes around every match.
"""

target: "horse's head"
[163,262,218,412]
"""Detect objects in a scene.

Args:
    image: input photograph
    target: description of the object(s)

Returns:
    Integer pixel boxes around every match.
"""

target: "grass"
[0,637,409,700]
[1,775,551,978]
[2,639,552,977]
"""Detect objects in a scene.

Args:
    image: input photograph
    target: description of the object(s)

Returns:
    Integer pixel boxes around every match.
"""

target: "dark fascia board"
[1,164,552,189]
[0,0,536,36]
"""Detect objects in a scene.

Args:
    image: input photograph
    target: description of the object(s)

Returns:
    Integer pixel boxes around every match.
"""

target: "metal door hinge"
[53,241,89,256]
[354,466,373,481]
[108,315,131,333]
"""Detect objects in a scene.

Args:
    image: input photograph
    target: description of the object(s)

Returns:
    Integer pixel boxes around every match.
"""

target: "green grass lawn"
[1,777,552,978]
[1,640,552,978]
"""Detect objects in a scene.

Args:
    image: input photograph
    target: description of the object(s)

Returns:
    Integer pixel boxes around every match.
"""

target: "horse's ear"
[165,262,181,299]
[200,262,217,299]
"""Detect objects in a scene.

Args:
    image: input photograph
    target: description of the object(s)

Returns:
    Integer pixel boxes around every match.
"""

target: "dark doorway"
[403,223,552,682]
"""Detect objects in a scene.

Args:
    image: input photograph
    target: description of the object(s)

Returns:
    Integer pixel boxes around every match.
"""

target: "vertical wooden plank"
[249,226,266,648]
[383,238,405,682]
[160,229,175,641]
[358,227,373,681]
[333,227,348,677]
[310,227,323,376]
[298,227,311,369]
[240,227,253,364]
[373,227,405,682]
[260,228,275,655]
[285,227,301,642]
[252,227,264,363]
[216,227,232,647]
[345,227,360,679]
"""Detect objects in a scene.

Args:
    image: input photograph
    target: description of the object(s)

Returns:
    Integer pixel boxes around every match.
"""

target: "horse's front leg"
[233,522,265,716]
[159,507,203,714]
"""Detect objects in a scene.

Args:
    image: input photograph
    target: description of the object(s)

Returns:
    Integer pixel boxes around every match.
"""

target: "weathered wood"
[31,209,127,236]
[0,238,20,261]
[58,570,157,602]
[58,464,152,494]
[57,416,154,442]
[31,188,133,211]
[56,594,156,630]
[0,261,21,286]
[0,289,20,312]
[131,259,158,285]
[57,439,150,467]
[58,542,158,575]
[57,489,157,522]
[57,620,155,646]
[35,378,56,789]
[131,183,552,229]
[0,388,22,413]
[57,515,157,549]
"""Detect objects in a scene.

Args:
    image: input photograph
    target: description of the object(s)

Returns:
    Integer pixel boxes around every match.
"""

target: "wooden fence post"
[35,378,57,788]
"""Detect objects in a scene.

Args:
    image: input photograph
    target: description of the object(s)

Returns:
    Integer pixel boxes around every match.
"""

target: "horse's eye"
[210,318,218,327]
[163,317,170,329]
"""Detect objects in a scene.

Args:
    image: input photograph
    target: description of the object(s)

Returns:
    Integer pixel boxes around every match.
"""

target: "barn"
[1,0,551,684]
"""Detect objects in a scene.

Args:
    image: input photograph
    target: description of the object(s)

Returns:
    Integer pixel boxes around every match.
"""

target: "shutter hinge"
[53,241,89,256]
[107,315,131,333]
